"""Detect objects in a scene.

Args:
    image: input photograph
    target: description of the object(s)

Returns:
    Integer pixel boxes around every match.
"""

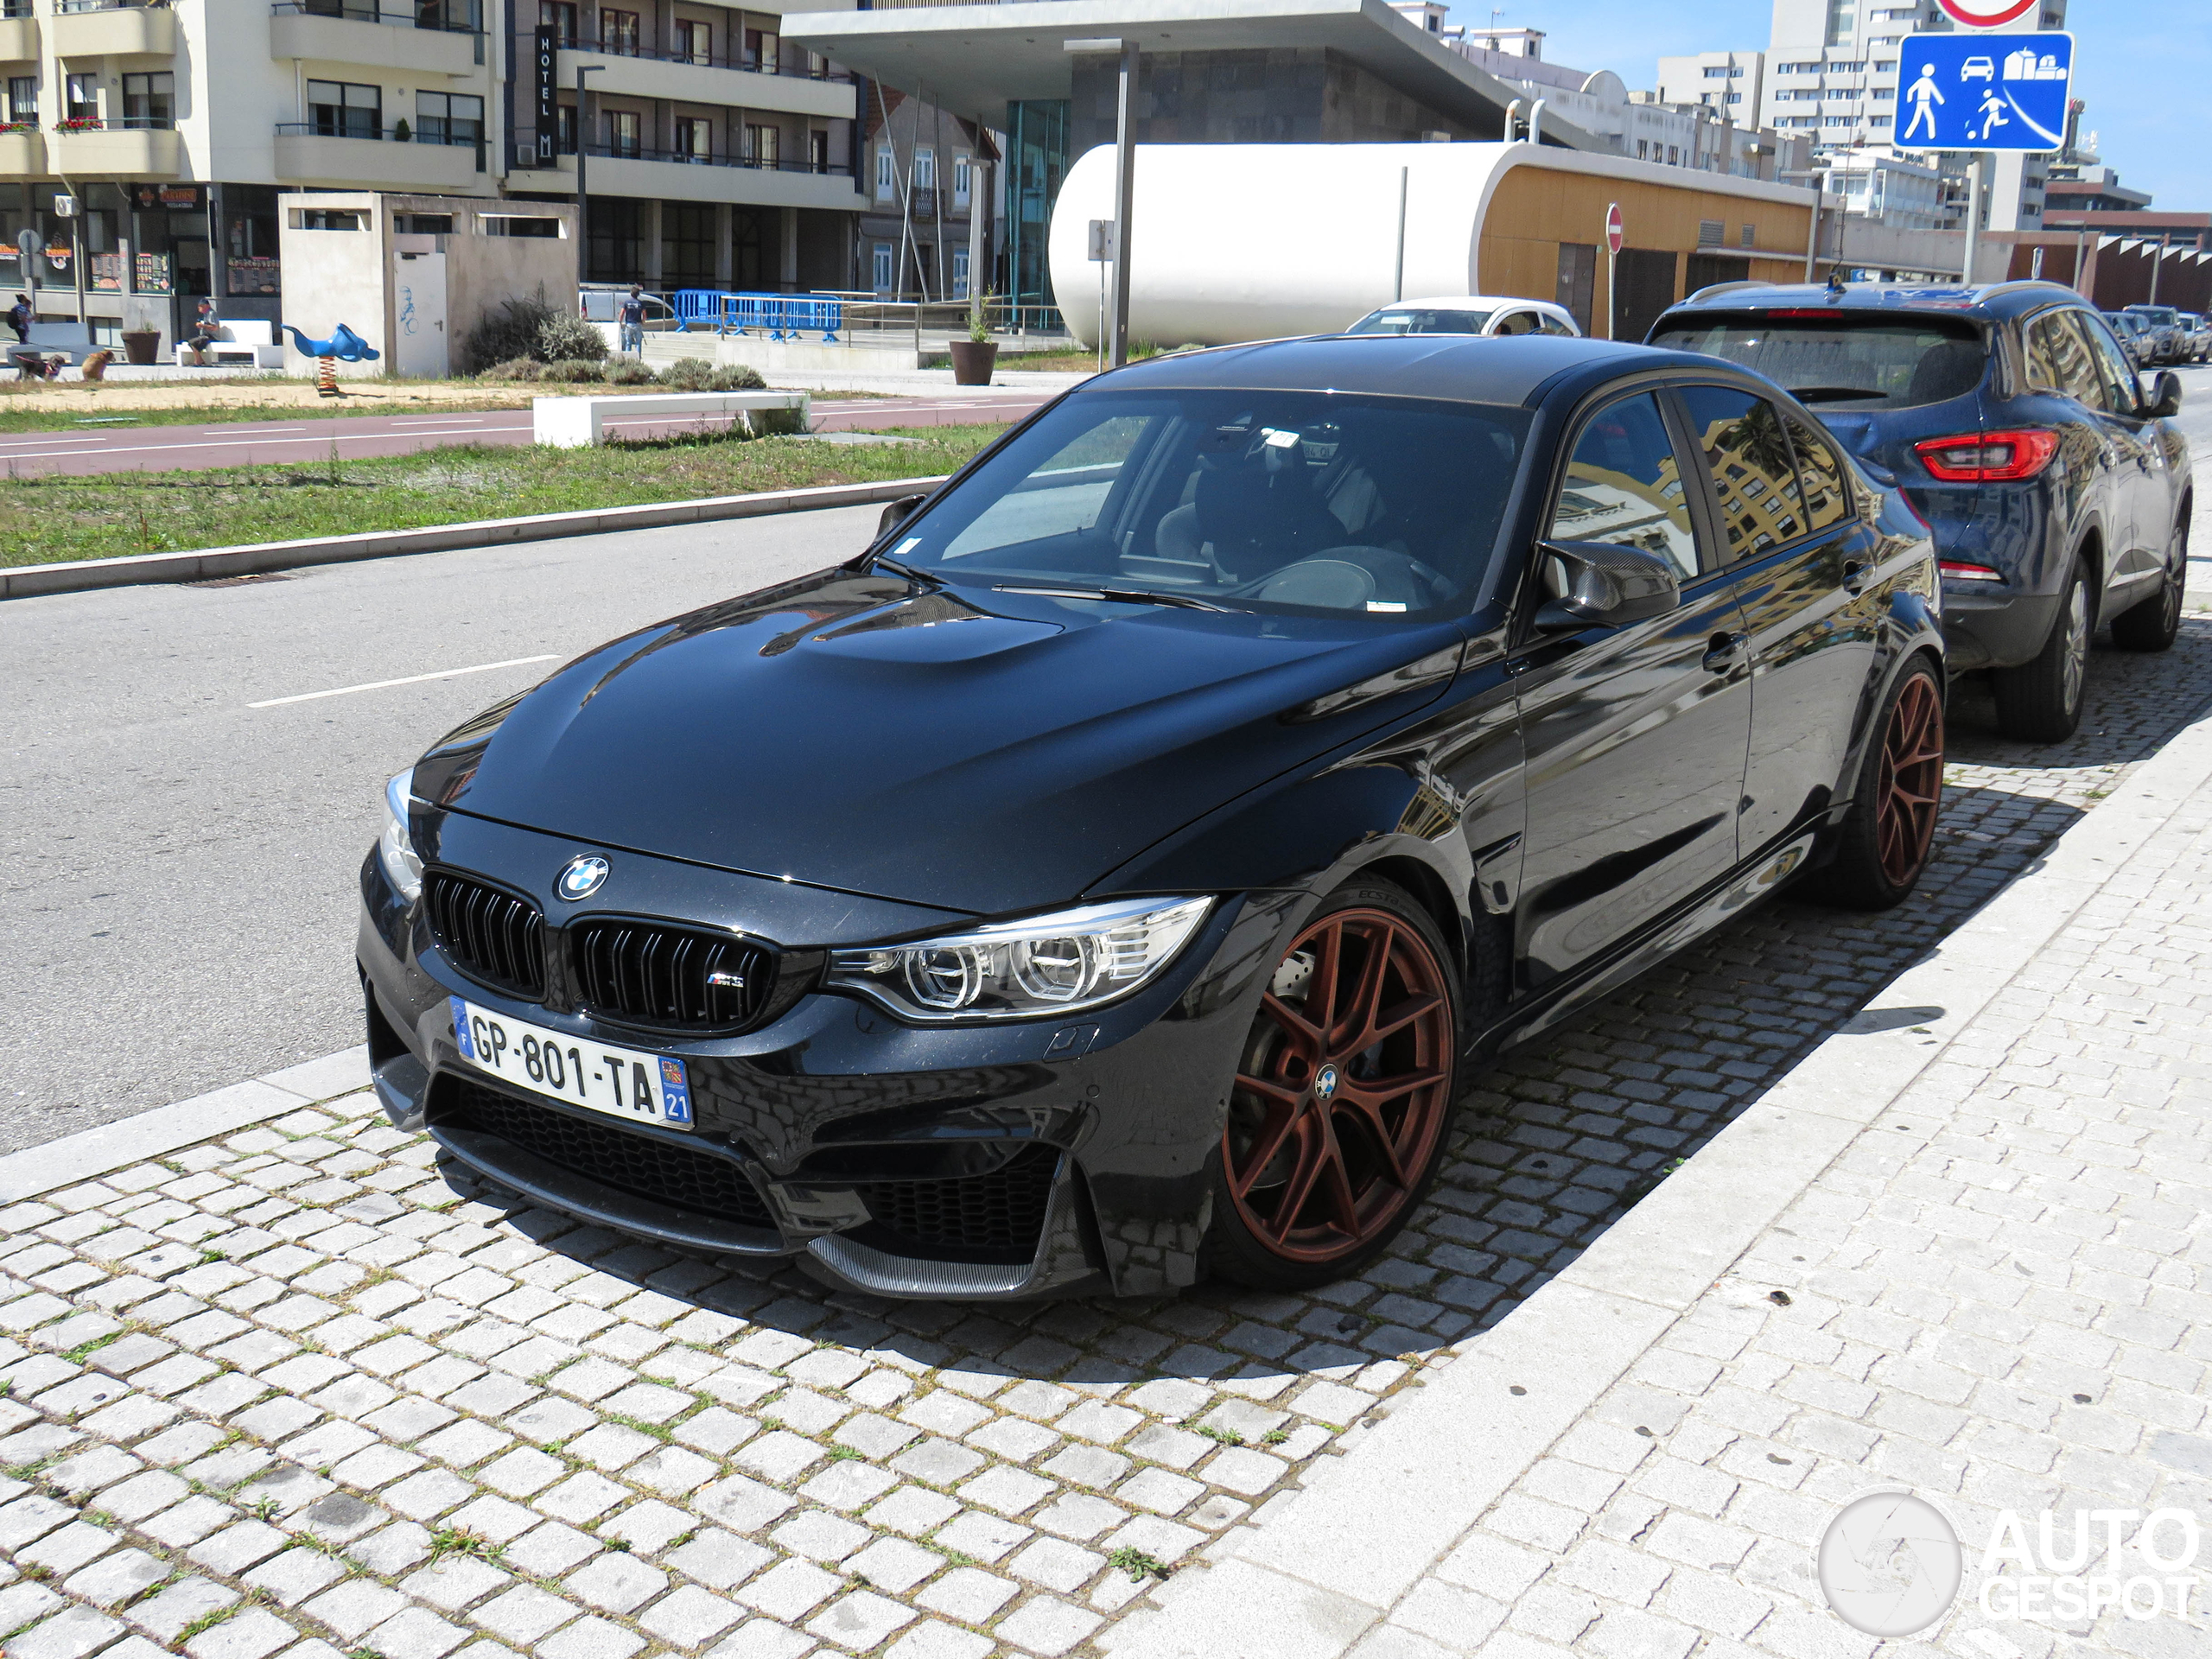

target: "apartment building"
[0,0,885,344]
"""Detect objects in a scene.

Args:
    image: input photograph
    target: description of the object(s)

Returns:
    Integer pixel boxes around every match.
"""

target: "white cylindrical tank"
[1048,142,1524,348]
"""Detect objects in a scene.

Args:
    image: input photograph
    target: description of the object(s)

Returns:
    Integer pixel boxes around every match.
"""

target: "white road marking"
[248,654,558,709]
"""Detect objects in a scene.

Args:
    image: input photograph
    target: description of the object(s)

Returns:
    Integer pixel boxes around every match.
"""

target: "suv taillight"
[1913,429,2059,482]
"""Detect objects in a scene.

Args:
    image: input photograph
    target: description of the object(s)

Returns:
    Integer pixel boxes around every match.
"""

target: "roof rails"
[1684,280,1776,303]
[1974,279,2077,300]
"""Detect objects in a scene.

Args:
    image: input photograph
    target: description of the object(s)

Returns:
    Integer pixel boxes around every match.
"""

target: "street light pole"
[1065,36,1138,367]
[574,61,604,292]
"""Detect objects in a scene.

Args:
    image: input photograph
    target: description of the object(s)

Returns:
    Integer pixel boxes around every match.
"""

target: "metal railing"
[629,291,1070,345]
[55,0,169,13]
[269,0,480,31]
[563,37,846,79]
[582,143,849,177]
[277,121,481,145]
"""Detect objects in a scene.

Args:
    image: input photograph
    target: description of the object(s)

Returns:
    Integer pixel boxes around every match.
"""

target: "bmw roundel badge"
[556,855,609,900]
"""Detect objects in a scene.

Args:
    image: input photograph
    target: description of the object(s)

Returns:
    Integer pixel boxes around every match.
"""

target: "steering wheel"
[1243,545,1458,611]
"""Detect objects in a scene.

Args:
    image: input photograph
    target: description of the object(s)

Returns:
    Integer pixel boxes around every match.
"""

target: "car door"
[1673,383,1879,859]
[2071,310,2174,599]
[1510,387,1754,988]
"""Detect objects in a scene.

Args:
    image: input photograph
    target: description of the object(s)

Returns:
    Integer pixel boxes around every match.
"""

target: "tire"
[1207,880,1460,1291]
[2111,517,2187,652]
[1992,563,2092,742]
[1802,658,1946,912]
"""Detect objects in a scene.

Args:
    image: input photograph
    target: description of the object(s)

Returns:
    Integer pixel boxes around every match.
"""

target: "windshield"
[878,389,1532,620]
[2128,307,2179,326]
[1346,308,1494,335]
[1649,312,1986,409]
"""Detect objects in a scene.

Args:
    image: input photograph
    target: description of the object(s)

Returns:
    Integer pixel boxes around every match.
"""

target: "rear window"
[1649,311,1987,410]
[1346,308,1492,335]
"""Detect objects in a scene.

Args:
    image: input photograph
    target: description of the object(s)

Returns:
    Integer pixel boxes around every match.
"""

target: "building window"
[953,152,971,207]
[598,9,638,54]
[672,18,710,65]
[675,116,712,161]
[745,124,779,168]
[809,129,830,174]
[65,73,97,124]
[6,76,34,124]
[603,108,640,157]
[120,72,173,130]
[952,245,970,300]
[875,145,896,200]
[556,102,576,155]
[745,27,778,73]
[662,202,715,283]
[1724,92,1742,104]
[912,147,935,191]
[872,241,893,293]
[416,92,483,147]
[538,0,575,45]
[307,80,380,139]
[587,198,643,283]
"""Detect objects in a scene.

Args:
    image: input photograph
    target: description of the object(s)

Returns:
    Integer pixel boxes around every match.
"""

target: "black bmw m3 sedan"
[359,334,1944,1300]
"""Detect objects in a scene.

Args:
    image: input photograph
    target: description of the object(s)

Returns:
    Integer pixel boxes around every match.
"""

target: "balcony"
[268,4,480,79]
[274,123,485,188]
[557,45,854,121]
[563,147,856,210]
[50,123,181,177]
[51,0,177,57]
[0,127,47,175]
[0,16,38,61]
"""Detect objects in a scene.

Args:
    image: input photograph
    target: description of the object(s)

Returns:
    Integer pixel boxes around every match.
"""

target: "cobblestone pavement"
[1310,692,2212,1659]
[1,621,2209,1659]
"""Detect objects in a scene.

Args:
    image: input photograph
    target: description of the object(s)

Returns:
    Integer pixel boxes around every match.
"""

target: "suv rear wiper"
[1791,386,1885,404]
[992,582,1226,612]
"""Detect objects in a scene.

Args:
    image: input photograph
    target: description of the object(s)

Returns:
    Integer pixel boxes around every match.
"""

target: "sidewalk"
[1103,709,2212,1659]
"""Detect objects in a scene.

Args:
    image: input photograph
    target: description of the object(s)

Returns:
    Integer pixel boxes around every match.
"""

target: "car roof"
[1657,278,2083,324]
[1083,334,1732,407]
[1369,296,1558,311]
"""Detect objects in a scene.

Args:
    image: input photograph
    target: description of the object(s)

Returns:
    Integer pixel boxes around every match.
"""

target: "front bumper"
[359,813,1301,1300]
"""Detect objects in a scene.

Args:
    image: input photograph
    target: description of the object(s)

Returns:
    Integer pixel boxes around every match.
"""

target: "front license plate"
[451,997,692,1130]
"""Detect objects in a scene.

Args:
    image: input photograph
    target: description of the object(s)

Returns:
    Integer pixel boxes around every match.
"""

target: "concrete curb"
[1100,696,2212,1659]
[0,1046,372,1204]
[0,474,948,602]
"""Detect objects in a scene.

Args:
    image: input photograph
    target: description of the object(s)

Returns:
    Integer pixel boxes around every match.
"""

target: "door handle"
[1702,631,1749,674]
[1841,560,1869,596]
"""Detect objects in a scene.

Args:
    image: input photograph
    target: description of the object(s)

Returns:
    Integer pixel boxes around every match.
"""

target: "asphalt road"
[0,504,876,1153]
[3,363,2209,1156]
[0,392,1048,478]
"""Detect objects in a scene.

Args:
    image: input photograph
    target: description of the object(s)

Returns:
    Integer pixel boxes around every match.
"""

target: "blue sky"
[1486,0,2209,210]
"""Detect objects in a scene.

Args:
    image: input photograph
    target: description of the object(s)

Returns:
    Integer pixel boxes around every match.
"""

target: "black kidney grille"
[425,870,546,999]
[855,1145,1059,1262]
[440,1077,773,1230]
[573,919,771,1031]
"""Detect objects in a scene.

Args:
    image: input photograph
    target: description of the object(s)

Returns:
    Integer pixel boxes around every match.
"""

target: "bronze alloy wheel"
[1221,904,1456,1271]
[1876,671,1945,887]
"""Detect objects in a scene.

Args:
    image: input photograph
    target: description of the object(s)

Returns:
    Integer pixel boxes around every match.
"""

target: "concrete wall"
[276,193,578,377]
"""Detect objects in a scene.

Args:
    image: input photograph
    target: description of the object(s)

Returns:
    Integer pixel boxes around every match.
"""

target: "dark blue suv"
[1649,281,2190,741]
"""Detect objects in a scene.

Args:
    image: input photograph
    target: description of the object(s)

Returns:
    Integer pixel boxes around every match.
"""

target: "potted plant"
[121,329,162,365]
[948,289,997,385]
[55,117,105,133]
[393,118,412,143]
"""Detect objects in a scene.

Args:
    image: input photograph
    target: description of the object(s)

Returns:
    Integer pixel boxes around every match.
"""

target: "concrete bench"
[532,389,810,448]
[176,321,285,369]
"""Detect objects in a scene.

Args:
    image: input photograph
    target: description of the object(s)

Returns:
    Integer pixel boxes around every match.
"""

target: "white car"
[1344,296,1582,339]
[1961,56,1996,79]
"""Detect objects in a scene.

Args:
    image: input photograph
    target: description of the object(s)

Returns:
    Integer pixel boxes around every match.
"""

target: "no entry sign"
[1605,203,1624,255]
[1936,0,2037,24]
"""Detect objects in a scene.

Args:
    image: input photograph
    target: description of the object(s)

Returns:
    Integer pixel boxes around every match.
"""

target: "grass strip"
[0,425,1001,569]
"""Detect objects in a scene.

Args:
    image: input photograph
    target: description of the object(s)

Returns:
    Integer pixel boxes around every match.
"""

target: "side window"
[2071,312,2142,416]
[1491,309,1538,336]
[1545,391,1700,578]
[1676,385,1805,559]
[1536,311,1576,337]
[1784,412,1851,533]
[2029,311,2105,408]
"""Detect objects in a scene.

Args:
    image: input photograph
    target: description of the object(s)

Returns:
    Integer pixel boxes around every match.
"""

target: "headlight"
[378,770,424,903]
[827,897,1212,1023]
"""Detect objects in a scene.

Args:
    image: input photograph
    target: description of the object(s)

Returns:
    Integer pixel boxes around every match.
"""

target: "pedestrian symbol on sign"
[1902,61,1945,143]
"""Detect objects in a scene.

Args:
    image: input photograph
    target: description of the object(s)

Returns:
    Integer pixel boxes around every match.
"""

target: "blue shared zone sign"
[1891,32,2073,152]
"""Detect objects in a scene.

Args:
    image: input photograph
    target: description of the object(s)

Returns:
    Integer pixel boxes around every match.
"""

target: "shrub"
[478,357,541,382]
[606,359,656,385]
[535,308,607,364]
[657,357,715,389]
[706,364,767,391]
[544,359,605,383]
[460,294,558,372]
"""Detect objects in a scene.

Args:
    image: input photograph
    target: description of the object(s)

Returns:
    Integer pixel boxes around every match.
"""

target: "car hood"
[416,569,1466,919]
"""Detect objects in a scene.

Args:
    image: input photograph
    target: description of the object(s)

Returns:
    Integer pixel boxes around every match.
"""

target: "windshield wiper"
[992,582,1226,612]
[871,554,941,586]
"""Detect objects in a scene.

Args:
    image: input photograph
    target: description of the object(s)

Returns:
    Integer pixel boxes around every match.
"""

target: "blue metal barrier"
[669,289,843,343]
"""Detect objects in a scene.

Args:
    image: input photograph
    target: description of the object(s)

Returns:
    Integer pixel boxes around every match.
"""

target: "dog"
[79,348,115,382]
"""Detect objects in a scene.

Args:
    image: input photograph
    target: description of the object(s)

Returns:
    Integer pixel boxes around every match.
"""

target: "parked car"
[1344,295,1582,338]
[2175,311,2211,363]
[2103,310,2152,370]
[361,334,1942,1298]
[2123,303,2187,365]
[1651,281,2190,741]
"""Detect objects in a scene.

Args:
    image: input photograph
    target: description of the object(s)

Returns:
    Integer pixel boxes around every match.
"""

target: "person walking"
[619,285,646,354]
[6,293,29,347]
